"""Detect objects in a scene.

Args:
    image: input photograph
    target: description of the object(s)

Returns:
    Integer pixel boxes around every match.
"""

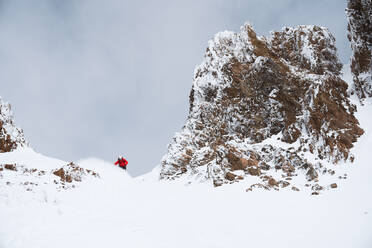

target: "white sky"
[0,0,351,176]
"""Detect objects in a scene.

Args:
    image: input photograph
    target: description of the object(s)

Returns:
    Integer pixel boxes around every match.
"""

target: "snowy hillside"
[0,82,371,248]
[0,148,100,203]
[1,105,372,247]
[1,95,372,248]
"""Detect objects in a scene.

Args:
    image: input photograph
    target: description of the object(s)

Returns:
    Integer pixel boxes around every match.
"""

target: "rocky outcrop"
[0,162,99,192]
[160,23,364,191]
[52,162,99,184]
[346,0,372,100]
[0,97,27,152]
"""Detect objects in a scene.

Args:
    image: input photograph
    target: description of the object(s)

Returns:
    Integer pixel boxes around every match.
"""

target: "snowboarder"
[115,156,128,170]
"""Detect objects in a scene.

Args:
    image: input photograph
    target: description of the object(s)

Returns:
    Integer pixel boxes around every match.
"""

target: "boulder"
[225,172,236,181]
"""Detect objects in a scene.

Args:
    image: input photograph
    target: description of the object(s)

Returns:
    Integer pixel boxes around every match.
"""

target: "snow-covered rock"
[160,23,364,193]
[0,148,100,203]
[0,97,27,152]
[346,0,372,100]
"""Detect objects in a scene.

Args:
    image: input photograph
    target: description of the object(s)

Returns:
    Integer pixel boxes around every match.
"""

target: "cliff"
[160,24,364,193]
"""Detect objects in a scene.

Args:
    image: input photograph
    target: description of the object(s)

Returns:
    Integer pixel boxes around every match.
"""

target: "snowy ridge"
[0,97,27,152]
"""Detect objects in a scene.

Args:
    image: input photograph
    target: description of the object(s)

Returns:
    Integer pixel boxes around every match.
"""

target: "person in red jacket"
[115,156,128,170]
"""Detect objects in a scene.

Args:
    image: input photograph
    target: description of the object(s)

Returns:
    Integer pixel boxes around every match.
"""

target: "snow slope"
[0,147,65,170]
[1,110,372,248]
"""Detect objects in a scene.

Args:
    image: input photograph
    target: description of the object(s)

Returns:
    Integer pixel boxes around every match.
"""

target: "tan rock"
[225,172,236,181]
[291,186,300,191]
[214,180,223,187]
[282,162,295,173]
[4,164,17,171]
[259,162,270,171]
[227,151,250,171]
[280,181,290,188]
[268,178,278,186]
[248,167,261,176]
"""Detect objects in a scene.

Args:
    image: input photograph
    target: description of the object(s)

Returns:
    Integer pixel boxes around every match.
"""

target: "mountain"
[159,24,364,193]
[347,0,372,100]
[0,97,27,152]
[1,3,372,247]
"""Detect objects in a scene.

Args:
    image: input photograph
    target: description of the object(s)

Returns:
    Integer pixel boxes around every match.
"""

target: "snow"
[301,34,316,65]
[0,147,65,170]
[1,111,372,248]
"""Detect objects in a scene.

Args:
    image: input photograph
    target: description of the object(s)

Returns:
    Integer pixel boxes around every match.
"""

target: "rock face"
[160,24,364,190]
[346,0,372,100]
[0,97,27,152]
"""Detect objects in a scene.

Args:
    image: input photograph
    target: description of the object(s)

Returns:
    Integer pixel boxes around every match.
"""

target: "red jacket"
[115,158,128,168]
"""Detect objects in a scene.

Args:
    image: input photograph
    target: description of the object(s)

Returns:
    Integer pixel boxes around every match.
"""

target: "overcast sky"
[0,0,351,176]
